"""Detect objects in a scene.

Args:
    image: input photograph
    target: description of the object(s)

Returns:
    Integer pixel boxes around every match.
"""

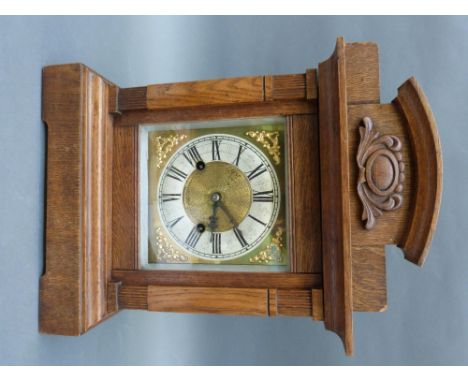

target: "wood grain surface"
[318,37,354,356]
[352,246,387,312]
[119,73,318,112]
[345,42,380,105]
[40,64,115,335]
[119,285,324,317]
[311,289,324,321]
[119,285,148,310]
[119,99,317,126]
[112,270,322,289]
[119,86,146,111]
[287,114,322,273]
[147,286,268,316]
[306,69,318,100]
[269,289,313,316]
[112,121,139,270]
[147,76,264,109]
[265,73,307,101]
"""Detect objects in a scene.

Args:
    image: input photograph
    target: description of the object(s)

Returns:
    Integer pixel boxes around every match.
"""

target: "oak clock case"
[40,37,442,356]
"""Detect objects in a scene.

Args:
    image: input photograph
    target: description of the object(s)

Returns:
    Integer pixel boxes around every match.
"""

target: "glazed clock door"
[139,117,289,271]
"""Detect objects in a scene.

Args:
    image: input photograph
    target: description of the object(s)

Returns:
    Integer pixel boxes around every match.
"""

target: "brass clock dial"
[157,134,281,260]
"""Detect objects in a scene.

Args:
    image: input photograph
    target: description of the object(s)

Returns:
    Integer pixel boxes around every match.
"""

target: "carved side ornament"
[356,117,405,230]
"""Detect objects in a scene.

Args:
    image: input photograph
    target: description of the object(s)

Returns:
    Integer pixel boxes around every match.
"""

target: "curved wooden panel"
[318,37,354,356]
[394,77,442,266]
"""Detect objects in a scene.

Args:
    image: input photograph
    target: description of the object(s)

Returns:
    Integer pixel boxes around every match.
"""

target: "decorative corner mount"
[356,117,405,230]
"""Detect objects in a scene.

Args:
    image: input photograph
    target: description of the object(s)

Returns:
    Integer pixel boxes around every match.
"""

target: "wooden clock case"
[40,37,442,355]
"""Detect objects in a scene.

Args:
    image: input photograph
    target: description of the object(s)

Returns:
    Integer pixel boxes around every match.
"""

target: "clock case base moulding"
[40,37,442,356]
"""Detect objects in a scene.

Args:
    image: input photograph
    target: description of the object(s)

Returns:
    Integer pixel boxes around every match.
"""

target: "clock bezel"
[140,121,287,266]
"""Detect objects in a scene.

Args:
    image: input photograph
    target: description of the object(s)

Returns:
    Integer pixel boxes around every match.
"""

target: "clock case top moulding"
[40,37,442,356]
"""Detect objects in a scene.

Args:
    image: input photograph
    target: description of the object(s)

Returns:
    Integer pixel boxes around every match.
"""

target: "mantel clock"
[40,37,442,355]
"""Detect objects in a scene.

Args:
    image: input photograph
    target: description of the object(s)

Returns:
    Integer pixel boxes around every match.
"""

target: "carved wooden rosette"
[356,117,404,230]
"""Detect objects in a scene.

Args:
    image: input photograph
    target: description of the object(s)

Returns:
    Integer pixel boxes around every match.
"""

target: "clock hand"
[208,192,221,241]
[211,194,247,243]
[218,200,239,228]
[208,201,219,237]
[218,200,248,247]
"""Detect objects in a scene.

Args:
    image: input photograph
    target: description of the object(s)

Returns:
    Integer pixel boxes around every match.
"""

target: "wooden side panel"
[348,104,410,312]
[287,115,322,273]
[318,37,353,355]
[147,286,268,316]
[345,42,380,105]
[146,76,264,109]
[348,80,441,268]
[40,64,114,335]
[112,121,139,269]
[394,78,442,266]
[352,246,387,312]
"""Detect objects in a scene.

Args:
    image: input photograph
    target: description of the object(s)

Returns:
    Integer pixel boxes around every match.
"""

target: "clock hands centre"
[182,161,252,233]
[207,191,245,242]
[218,199,238,228]
[208,192,221,239]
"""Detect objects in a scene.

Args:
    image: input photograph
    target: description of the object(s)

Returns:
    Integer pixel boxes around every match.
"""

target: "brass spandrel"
[245,130,281,165]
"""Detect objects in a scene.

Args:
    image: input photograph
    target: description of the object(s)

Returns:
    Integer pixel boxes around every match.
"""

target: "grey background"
[0,16,466,365]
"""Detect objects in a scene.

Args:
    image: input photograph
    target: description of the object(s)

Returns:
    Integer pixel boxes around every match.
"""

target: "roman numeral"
[233,144,246,166]
[161,193,181,202]
[211,138,222,161]
[212,232,221,254]
[246,163,267,181]
[167,166,187,182]
[233,227,248,248]
[248,214,266,226]
[167,216,184,228]
[253,190,274,202]
[183,146,203,167]
[185,225,202,248]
